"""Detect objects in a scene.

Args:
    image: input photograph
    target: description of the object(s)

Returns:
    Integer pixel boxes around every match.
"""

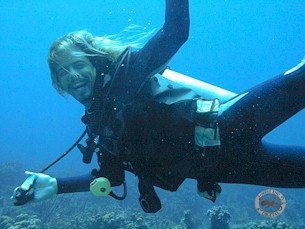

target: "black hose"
[40,130,87,173]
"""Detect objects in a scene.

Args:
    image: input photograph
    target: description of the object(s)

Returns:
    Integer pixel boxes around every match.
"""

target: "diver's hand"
[12,171,58,205]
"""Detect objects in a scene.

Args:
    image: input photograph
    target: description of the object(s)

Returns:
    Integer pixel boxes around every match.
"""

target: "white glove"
[12,171,58,205]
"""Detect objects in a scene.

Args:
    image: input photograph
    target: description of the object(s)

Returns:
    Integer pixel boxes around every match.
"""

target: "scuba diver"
[12,0,305,213]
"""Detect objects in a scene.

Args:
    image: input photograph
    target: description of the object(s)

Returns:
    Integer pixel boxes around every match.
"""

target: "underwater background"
[1,0,305,228]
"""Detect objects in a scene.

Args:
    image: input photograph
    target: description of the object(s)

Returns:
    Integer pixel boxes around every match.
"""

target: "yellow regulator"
[90,177,111,196]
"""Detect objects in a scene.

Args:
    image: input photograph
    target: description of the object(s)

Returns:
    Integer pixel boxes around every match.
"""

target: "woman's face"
[55,46,96,106]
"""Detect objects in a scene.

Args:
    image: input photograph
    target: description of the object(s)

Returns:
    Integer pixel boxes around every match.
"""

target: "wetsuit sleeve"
[56,154,125,194]
[56,173,92,194]
[132,0,190,77]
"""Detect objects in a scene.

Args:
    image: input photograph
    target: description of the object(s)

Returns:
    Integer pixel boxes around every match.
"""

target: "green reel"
[90,177,111,196]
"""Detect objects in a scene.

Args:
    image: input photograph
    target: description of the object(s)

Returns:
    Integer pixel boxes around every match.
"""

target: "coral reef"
[180,209,195,229]
[1,159,304,228]
[236,220,295,229]
[206,206,231,229]
[0,213,41,229]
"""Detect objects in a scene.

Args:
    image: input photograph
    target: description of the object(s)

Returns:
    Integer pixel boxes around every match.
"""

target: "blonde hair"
[48,25,155,95]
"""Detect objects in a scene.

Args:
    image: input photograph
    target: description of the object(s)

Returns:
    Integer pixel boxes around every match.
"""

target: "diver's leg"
[197,57,305,188]
[218,56,305,143]
[217,141,305,188]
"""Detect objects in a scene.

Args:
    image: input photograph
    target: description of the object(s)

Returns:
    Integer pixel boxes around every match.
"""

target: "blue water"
[1,0,305,227]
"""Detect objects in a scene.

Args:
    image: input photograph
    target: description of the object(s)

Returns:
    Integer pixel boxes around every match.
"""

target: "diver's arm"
[57,153,124,194]
[57,157,125,194]
[56,173,92,194]
[133,0,190,76]
[12,171,93,205]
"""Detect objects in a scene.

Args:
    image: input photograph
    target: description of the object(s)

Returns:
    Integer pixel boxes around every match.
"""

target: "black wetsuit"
[57,0,191,193]
[57,0,305,211]
[218,64,305,188]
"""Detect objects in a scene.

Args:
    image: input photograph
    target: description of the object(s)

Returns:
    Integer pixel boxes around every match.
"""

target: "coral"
[74,209,150,229]
[7,159,304,228]
[180,209,195,229]
[206,206,231,229]
[0,213,41,229]
[239,220,295,229]
[257,220,294,229]
[0,215,14,229]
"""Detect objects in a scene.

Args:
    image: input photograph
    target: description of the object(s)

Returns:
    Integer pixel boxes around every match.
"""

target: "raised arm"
[133,0,190,76]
